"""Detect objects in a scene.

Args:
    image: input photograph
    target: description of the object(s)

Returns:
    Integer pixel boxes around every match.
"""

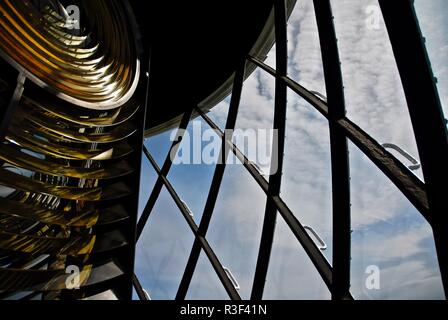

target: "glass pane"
[205,96,231,130]
[256,42,276,69]
[135,187,195,300]
[263,217,331,299]
[287,0,326,95]
[186,251,230,300]
[234,67,275,174]
[206,160,266,299]
[138,153,158,219]
[167,117,218,223]
[349,142,444,299]
[281,88,333,261]
[144,128,176,167]
[132,287,139,300]
[331,0,424,181]
[413,0,448,118]
[265,43,276,69]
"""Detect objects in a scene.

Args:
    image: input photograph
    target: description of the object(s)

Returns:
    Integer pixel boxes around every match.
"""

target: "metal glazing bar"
[197,108,335,294]
[132,273,148,301]
[118,46,151,300]
[379,0,448,298]
[136,108,193,240]
[314,0,351,300]
[251,0,288,300]
[248,55,431,223]
[175,59,246,300]
[142,146,241,300]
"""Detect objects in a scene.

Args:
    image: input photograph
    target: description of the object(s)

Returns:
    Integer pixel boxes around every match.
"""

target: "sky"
[134,0,447,300]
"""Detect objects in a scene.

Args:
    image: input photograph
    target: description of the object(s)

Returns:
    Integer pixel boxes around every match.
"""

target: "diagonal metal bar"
[314,0,351,300]
[379,0,448,298]
[142,146,241,300]
[132,273,149,300]
[198,108,336,295]
[175,59,246,300]
[251,0,288,300]
[136,108,193,241]
[248,56,431,223]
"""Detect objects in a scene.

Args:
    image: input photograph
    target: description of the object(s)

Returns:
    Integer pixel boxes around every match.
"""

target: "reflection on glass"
[413,0,448,118]
[287,0,326,95]
[234,67,275,174]
[186,251,230,300]
[135,187,195,300]
[206,161,266,299]
[281,89,333,261]
[138,153,158,219]
[144,128,176,167]
[167,117,218,223]
[331,0,424,181]
[349,142,444,299]
[264,218,331,299]
[205,96,231,130]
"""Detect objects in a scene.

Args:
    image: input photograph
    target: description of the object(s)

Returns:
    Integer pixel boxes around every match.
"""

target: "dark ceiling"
[129,0,275,132]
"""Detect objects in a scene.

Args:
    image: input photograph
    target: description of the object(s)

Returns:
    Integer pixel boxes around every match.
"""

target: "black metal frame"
[251,0,287,300]
[175,58,246,300]
[133,0,448,300]
[379,0,448,296]
[314,0,351,300]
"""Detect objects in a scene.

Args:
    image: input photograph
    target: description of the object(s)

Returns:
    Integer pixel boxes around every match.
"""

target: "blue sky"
[134,0,447,300]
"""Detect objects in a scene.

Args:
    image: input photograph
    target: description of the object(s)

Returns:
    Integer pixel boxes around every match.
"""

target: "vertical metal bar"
[115,49,152,300]
[112,47,152,300]
[379,0,448,298]
[136,107,193,240]
[248,55,431,222]
[314,0,351,300]
[251,0,288,300]
[176,59,246,300]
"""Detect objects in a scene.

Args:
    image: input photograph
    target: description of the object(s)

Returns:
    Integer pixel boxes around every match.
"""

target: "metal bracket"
[304,225,327,251]
[223,267,240,291]
[382,143,421,171]
[181,200,194,217]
